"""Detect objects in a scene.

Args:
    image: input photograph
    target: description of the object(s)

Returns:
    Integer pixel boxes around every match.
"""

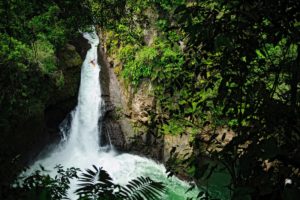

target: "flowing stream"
[28,30,219,199]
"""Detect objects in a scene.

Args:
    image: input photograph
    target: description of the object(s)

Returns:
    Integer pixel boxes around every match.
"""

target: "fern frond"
[75,165,165,200]
[75,165,115,198]
[117,177,165,200]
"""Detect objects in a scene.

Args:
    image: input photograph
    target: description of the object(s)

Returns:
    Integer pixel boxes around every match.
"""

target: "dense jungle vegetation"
[1,0,300,199]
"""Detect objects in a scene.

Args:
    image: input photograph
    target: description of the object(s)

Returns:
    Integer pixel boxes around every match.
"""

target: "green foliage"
[160,119,185,135]
[122,46,158,85]
[117,176,165,200]
[88,0,126,27]
[153,0,185,11]
[103,0,300,199]
[0,33,48,122]
[76,165,165,200]
[4,165,79,200]
[3,165,165,200]
[167,0,300,199]
[2,0,300,199]
[118,44,136,62]
[53,70,65,89]
[76,165,116,199]
[33,39,57,74]
[28,5,66,47]
[0,0,85,119]
[0,33,33,71]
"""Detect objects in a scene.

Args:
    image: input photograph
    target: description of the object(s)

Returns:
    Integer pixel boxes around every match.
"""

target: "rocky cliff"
[97,29,193,164]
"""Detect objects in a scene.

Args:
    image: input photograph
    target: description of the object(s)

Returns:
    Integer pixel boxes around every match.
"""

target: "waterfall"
[64,30,103,153]
[28,30,209,200]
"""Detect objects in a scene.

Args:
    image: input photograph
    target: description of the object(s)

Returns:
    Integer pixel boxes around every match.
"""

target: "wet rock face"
[98,33,166,161]
[163,134,193,163]
[126,132,165,161]
[128,82,155,124]
[101,114,125,149]
[70,35,91,59]
[97,38,126,150]
[195,126,235,153]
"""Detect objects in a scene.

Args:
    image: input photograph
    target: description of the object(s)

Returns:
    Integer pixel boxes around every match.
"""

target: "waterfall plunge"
[29,30,201,200]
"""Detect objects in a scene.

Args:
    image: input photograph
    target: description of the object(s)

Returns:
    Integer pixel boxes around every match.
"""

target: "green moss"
[34,39,57,74]
[59,44,82,68]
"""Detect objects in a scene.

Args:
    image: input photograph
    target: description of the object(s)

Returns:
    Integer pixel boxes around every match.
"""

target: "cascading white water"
[65,31,103,153]
[28,30,209,199]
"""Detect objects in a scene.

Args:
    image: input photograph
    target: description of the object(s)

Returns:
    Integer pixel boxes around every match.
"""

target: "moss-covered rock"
[59,44,82,69]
